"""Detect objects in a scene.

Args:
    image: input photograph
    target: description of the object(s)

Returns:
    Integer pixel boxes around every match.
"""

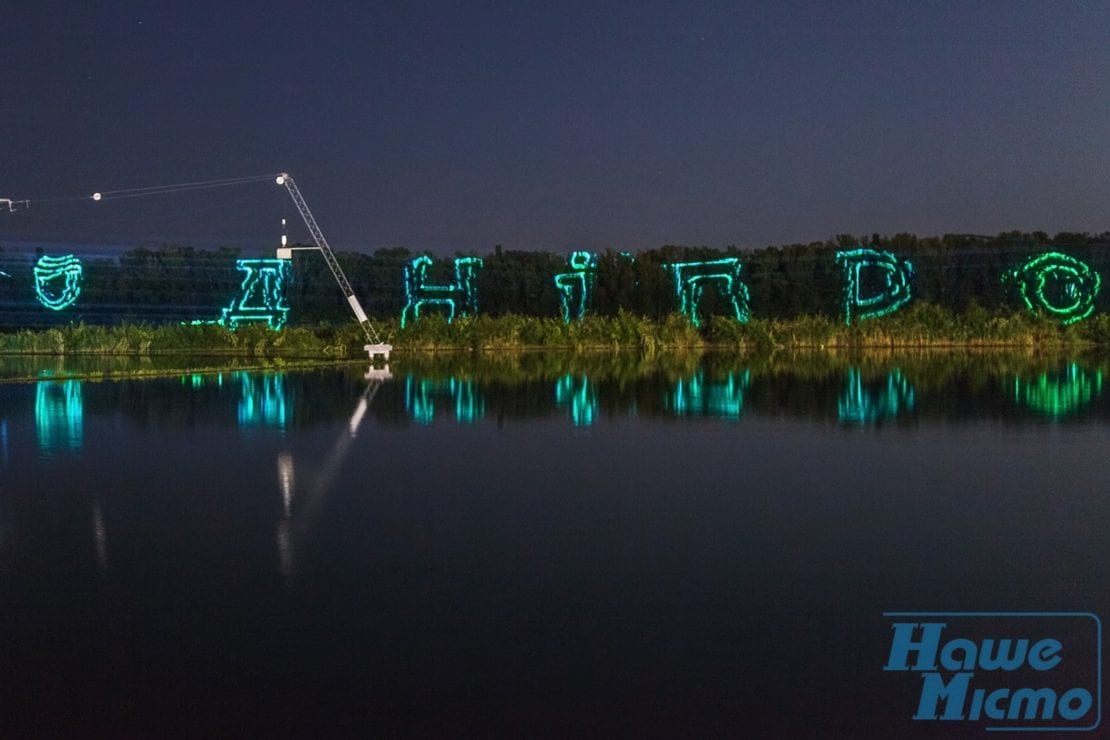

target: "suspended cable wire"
[90,174,280,201]
[2,173,281,207]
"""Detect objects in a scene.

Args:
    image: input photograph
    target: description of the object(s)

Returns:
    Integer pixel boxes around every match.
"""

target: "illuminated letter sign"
[553,251,598,323]
[1008,252,1100,325]
[401,256,484,328]
[220,259,291,330]
[33,255,83,310]
[665,258,750,328]
[836,248,913,325]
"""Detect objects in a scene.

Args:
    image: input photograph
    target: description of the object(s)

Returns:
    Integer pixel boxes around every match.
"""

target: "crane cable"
[89,174,280,202]
[2,173,281,208]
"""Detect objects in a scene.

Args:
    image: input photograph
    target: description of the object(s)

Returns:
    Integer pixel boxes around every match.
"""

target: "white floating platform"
[364,343,393,360]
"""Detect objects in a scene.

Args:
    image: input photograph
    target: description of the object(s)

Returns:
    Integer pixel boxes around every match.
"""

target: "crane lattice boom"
[276,173,387,349]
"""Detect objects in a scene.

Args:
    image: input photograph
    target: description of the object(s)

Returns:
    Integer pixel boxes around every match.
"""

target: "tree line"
[1,231,1108,327]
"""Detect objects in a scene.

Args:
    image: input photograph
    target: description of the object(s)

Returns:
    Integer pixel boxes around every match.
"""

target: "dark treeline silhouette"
[2,231,1109,327]
[299,231,1110,323]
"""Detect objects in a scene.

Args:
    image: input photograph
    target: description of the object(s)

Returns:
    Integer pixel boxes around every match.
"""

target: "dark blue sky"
[2,1,1107,255]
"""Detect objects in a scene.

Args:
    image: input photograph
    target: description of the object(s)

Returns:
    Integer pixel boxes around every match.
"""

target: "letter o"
[1057,688,1093,720]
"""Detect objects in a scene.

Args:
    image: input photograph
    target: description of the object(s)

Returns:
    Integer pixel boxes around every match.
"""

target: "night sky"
[2,1,1108,255]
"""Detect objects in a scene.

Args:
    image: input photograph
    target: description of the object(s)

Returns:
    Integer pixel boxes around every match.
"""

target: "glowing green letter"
[1008,252,1100,325]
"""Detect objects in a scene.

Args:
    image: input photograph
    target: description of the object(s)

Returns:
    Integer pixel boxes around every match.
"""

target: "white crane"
[274,174,392,360]
[10,172,392,359]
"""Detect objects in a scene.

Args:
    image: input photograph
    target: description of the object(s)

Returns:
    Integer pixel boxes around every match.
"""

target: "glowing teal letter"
[401,256,484,328]
[33,255,83,310]
[553,251,597,323]
[835,248,913,325]
[665,258,750,328]
[219,259,291,330]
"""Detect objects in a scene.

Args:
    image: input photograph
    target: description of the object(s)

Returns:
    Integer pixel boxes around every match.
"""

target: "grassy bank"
[2,304,1109,358]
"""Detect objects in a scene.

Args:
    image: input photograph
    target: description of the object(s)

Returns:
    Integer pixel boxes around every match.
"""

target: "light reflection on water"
[403,375,484,424]
[1012,362,1103,418]
[237,373,289,428]
[19,356,1110,457]
[838,368,915,425]
[34,379,83,452]
[554,373,598,426]
[666,370,749,420]
[4,351,1110,735]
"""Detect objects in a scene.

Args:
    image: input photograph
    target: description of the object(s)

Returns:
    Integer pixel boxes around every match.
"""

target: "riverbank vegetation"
[2,302,1110,360]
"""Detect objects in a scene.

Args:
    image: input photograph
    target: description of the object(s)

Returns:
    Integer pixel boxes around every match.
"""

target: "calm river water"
[1,351,1107,737]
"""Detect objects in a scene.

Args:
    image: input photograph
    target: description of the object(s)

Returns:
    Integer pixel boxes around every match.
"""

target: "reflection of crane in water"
[276,366,391,577]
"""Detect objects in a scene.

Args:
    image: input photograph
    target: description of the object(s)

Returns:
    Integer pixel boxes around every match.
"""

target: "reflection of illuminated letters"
[667,371,749,419]
[221,259,291,330]
[33,255,83,310]
[838,369,915,424]
[554,373,598,426]
[1013,363,1102,418]
[238,373,289,428]
[836,249,913,325]
[35,380,83,451]
[665,258,750,328]
[401,256,484,328]
[553,252,598,323]
[1008,252,1100,325]
[404,375,484,424]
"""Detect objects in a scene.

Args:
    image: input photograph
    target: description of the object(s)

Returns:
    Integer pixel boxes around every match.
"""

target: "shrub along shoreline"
[2,303,1109,359]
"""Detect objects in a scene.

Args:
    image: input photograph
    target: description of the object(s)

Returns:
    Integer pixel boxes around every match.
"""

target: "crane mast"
[275,173,391,358]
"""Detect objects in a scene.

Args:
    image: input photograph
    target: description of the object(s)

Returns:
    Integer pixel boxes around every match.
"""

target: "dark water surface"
[1,351,1108,737]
